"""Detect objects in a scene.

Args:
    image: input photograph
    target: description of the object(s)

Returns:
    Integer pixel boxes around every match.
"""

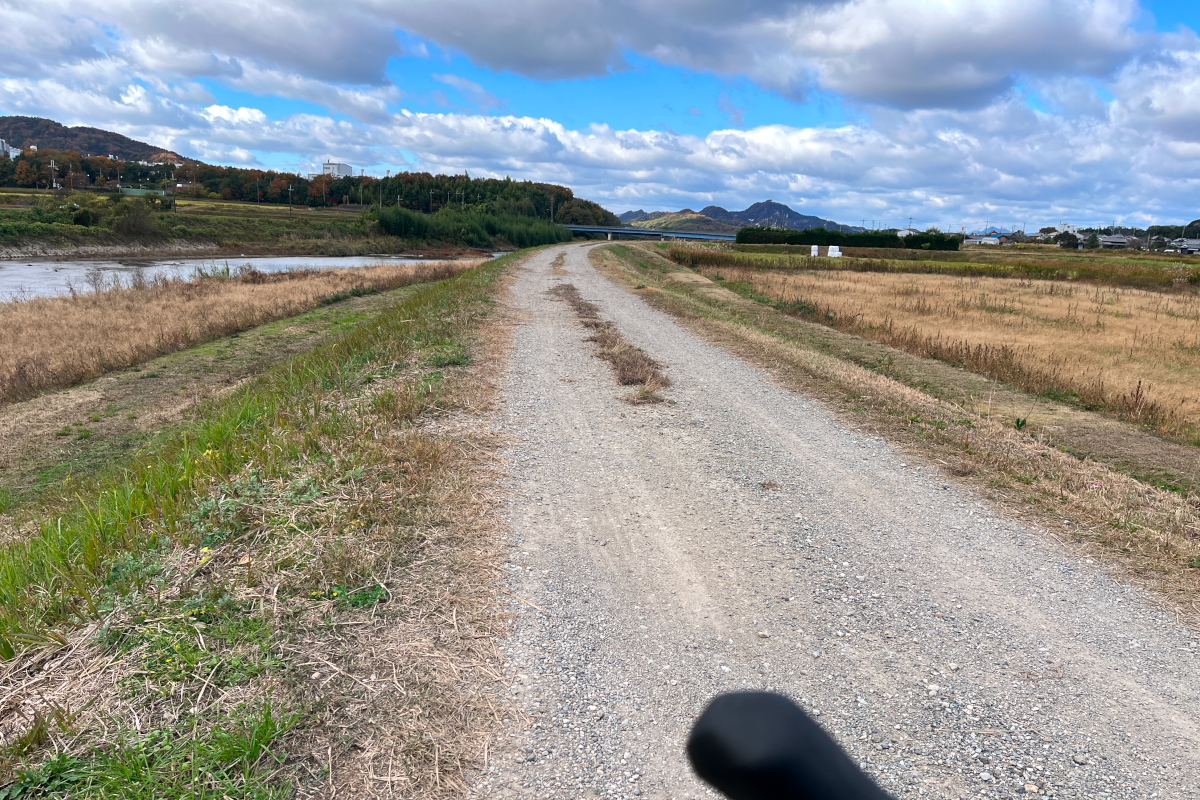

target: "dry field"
[0,260,473,404]
[698,264,1200,437]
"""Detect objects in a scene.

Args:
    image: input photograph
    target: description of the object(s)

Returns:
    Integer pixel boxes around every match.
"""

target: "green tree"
[1085,232,1101,249]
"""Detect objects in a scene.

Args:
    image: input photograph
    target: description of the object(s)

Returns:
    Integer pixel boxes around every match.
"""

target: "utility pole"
[287,183,293,216]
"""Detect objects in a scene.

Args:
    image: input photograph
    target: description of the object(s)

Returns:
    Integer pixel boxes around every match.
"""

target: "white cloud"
[432,74,504,113]
[384,0,1142,108]
[2,0,1200,228]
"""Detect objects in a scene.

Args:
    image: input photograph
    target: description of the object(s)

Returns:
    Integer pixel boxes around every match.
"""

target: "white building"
[0,139,18,160]
[323,162,353,178]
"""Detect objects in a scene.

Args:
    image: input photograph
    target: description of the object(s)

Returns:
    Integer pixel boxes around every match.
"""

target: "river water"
[0,253,494,300]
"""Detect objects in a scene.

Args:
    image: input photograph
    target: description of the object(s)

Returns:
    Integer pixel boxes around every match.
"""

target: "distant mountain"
[630,211,740,234]
[701,200,862,232]
[0,116,185,162]
[621,199,860,233]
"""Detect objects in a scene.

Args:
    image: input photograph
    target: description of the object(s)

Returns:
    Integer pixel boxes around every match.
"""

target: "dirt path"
[474,244,1200,800]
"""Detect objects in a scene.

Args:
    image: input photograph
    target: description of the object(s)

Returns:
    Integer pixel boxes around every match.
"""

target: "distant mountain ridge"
[621,200,861,233]
[0,116,185,162]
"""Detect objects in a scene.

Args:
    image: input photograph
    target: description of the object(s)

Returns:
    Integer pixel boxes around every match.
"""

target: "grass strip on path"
[0,253,517,798]
[549,281,670,404]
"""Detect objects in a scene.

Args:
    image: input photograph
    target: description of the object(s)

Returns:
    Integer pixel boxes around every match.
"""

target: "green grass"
[0,703,295,800]
[0,253,513,659]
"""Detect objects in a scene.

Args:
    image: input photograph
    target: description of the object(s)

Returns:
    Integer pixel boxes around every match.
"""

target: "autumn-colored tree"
[268,176,288,200]
[308,176,331,203]
[14,160,36,187]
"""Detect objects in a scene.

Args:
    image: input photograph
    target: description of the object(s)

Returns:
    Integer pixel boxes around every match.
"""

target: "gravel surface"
[472,244,1200,800]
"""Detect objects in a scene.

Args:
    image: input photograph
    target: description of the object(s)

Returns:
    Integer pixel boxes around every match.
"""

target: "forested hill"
[0,116,622,226]
[0,116,184,162]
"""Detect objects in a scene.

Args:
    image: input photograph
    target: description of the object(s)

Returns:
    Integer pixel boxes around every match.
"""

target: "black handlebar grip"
[687,691,896,800]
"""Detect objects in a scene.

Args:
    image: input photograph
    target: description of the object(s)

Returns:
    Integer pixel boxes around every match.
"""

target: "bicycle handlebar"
[687,692,896,800]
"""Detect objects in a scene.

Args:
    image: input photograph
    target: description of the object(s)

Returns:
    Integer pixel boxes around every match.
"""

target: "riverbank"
[0,255,515,797]
[0,259,477,405]
[0,238,497,262]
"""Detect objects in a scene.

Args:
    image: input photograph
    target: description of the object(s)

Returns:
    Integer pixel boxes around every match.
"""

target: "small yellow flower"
[200,547,212,553]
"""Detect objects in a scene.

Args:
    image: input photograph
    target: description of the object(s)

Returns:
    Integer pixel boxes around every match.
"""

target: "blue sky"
[4,0,1200,229]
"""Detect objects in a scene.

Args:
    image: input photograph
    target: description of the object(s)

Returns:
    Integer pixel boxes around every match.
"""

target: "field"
[677,244,1200,291]
[0,259,475,404]
[671,246,1200,439]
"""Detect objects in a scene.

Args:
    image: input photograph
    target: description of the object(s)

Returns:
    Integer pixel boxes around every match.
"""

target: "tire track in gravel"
[472,244,1200,800]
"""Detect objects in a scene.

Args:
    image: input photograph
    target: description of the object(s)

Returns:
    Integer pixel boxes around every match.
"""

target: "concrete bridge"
[564,225,738,242]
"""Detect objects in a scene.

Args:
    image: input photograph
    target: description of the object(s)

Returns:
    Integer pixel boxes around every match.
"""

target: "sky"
[2,1,1200,230]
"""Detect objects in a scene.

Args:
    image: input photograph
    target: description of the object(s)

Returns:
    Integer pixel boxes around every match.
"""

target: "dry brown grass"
[701,265,1200,436]
[548,283,670,402]
[0,260,475,405]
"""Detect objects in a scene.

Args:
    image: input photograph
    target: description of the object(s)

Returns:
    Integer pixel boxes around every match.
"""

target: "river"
[0,253,497,300]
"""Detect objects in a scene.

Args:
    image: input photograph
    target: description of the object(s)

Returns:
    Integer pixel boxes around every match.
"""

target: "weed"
[1015,418,1028,431]
[313,582,390,609]
[53,425,71,437]
[426,343,471,367]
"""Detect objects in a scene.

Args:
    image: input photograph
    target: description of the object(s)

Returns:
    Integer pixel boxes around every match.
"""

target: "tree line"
[737,227,962,251]
[0,150,620,227]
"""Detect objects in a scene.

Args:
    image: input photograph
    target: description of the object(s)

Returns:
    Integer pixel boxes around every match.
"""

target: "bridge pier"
[607,232,612,240]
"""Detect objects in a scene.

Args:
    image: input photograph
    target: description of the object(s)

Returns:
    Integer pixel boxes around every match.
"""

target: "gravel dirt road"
[472,244,1200,800]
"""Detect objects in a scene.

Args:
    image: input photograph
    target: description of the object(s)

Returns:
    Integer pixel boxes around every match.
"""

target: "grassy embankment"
[671,246,1200,441]
[0,254,515,797]
[0,260,475,405]
[0,192,570,256]
[597,242,1200,616]
[0,275,473,515]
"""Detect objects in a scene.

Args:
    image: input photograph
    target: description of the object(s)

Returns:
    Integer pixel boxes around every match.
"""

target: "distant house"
[964,235,1008,246]
[896,228,922,237]
[1170,238,1200,254]
[1098,234,1139,249]
[0,139,18,160]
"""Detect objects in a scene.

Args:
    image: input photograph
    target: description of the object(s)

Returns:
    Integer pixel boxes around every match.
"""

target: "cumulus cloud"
[385,0,1142,108]
[0,0,1152,112]
[2,0,1200,227]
